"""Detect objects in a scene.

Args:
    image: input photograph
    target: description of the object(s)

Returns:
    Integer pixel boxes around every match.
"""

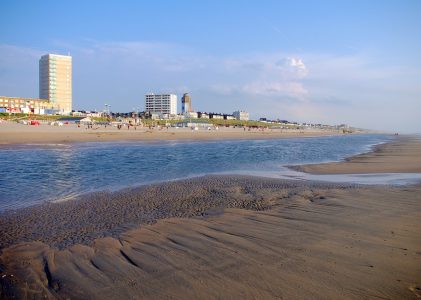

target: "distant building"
[71,111,87,117]
[86,111,104,118]
[233,110,249,121]
[0,96,54,114]
[224,114,236,120]
[161,113,184,120]
[175,120,212,128]
[197,112,209,119]
[145,93,177,116]
[181,93,192,113]
[71,110,103,118]
[39,54,72,114]
[209,113,224,120]
[184,111,198,118]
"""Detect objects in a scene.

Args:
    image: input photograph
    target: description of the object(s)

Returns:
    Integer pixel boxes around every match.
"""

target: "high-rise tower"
[181,93,192,113]
[39,54,72,114]
[145,93,177,115]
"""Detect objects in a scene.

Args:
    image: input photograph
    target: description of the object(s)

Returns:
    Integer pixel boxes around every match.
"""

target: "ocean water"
[0,134,415,211]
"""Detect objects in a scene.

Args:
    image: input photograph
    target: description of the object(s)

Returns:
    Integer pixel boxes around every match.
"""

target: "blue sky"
[1,0,420,132]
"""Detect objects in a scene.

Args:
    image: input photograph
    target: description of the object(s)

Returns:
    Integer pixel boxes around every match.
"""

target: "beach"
[290,135,421,174]
[0,121,350,145]
[1,136,420,299]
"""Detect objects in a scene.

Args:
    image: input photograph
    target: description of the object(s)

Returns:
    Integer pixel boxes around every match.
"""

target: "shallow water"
[231,168,421,186]
[0,134,416,211]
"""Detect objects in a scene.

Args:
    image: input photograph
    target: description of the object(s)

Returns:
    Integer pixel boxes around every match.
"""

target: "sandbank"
[290,135,421,174]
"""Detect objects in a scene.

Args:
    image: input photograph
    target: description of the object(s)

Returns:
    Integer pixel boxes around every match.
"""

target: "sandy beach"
[1,136,420,299]
[0,121,349,144]
[291,135,421,174]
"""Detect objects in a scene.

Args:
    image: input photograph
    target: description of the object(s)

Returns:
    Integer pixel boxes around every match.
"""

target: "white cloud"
[276,57,309,77]
[217,53,310,98]
[242,81,308,97]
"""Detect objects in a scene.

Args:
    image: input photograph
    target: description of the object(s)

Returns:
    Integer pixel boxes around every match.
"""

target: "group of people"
[117,124,138,130]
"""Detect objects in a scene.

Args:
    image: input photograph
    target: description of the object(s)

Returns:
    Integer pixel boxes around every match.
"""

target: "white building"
[145,93,177,116]
[233,110,249,121]
[39,54,72,115]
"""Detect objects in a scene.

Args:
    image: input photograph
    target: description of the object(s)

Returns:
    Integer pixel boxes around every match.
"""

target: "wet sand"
[1,138,421,299]
[291,135,421,174]
[0,121,348,145]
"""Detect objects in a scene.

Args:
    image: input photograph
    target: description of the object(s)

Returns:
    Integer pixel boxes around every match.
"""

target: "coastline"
[289,135,421,174]
[0,122,358,145]
[1,137,421,299]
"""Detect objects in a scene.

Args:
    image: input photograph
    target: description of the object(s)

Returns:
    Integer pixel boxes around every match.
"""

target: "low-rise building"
[210,113,224,120]
[197,112,209,119]
[175,120,213,128]
[224,114,236,120]
[71,111,104,118]
[72,111,87,117]
[86,111,104,118]
[233,110,249,121]
[161,113,184,120]
[184,111,198,119]
[0,96,55,114]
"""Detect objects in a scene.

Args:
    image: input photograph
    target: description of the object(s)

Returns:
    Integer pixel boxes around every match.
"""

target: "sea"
[1,134,421,211]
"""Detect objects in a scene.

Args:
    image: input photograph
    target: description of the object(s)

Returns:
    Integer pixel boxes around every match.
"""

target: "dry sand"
[0,121,346,144]
[291,135,421,174]
[1,137,421,299]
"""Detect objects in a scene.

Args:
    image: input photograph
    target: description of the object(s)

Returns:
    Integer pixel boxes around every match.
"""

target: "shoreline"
[1,136,420,299]
[289,135,421,174]
[0,121,364,145]
[0,131,361,148]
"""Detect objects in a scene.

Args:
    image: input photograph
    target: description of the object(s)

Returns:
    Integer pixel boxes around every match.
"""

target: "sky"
[0,0,420,132]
